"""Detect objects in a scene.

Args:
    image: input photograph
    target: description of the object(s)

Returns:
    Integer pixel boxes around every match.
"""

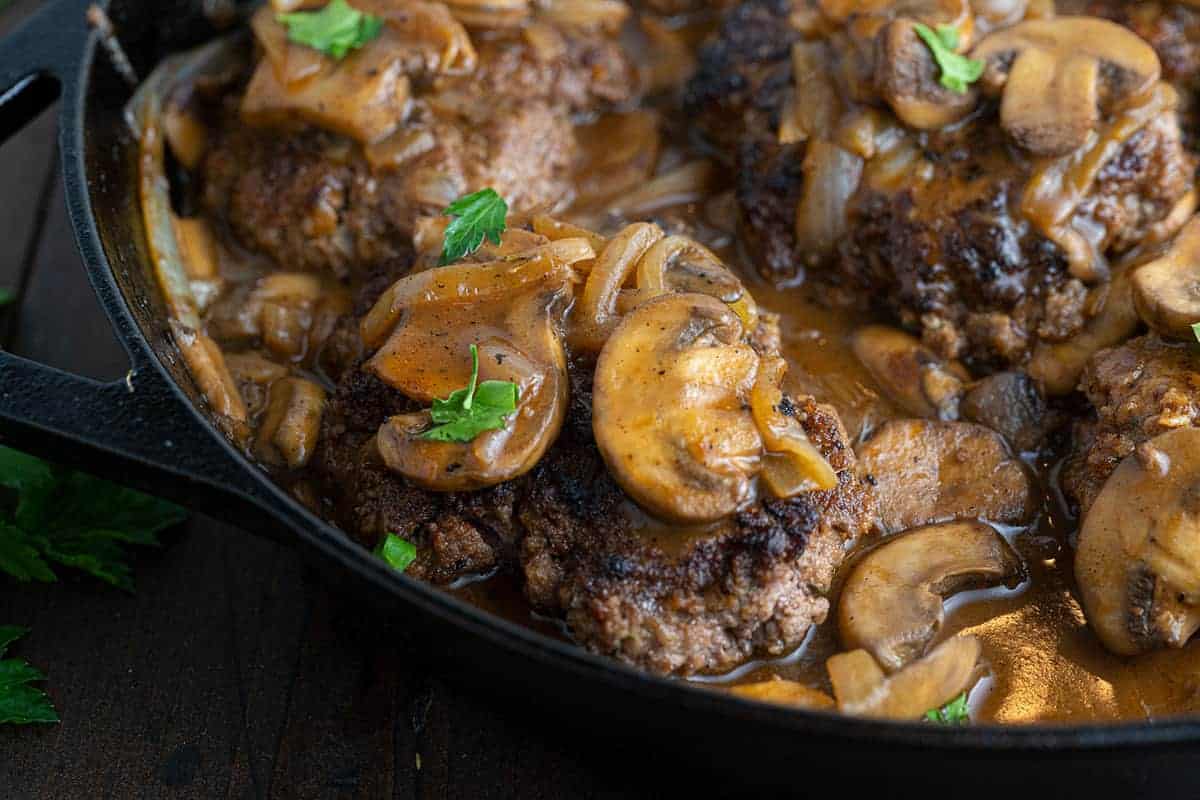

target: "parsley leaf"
[277,0,383,60]
[914,23,984,95]
[1192,322,1200,344]
[376,533,418,572]
[0,446,186,591]
[925,692,970,725]
[439,189,509,265]
[0,625,58,725]
[421,344,520,443]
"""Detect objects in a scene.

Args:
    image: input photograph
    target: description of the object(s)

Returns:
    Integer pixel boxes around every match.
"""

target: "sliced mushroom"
[961,371,1048,453]
[827,635,982,719]
[839,521,1022,671]
[856,419,1035,531]
[253,377,327,470]
[1132,216,1200,341]
[243,3,475,144]
[874,18,980,130]
[593,293,763,524]
[1076,428,1200,656]
[729,679,836,710]
[851,325,967,420]
[971,17,1161,156]
[366,248,580,491]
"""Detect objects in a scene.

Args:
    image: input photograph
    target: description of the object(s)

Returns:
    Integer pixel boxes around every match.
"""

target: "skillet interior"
[24,0,1200,783]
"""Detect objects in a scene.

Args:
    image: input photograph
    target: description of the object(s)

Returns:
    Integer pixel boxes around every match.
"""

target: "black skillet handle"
[0,0,284,533]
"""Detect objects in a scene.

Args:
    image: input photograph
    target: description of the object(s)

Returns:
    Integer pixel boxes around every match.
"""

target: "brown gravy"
[159,9,1200,725]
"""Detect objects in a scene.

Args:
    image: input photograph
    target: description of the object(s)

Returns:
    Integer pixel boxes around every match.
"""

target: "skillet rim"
[61,5,1200,751]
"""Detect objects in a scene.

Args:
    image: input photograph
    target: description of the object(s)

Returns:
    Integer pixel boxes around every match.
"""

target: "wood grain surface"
[0,3,671,797]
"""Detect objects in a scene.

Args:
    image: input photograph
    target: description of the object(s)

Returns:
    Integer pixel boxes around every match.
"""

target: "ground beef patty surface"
[686,0,1195,370]
[315,350,874,676]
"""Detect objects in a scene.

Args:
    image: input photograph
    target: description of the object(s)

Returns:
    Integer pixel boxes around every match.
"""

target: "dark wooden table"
[0,4,665,797]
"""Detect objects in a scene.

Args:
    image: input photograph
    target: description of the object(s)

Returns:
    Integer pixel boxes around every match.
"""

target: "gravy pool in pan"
[130,0,1200,723]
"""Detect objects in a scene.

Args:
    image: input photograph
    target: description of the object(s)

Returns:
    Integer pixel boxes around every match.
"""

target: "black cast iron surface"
[0,0,1198,795]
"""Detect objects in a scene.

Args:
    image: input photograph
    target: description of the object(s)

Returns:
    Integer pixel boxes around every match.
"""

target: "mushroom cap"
[1132,215,1200,341]
[874,18,980,131]
[851,325,967,419]
[592,292,762,524]
[971,17,1161,156]
[1076,427,1200,656]
[827,635,983,719]
[838,520,1023,671]
[855,419,1036,531]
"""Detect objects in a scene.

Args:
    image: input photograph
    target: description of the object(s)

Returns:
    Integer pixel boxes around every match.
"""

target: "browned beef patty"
[686,0,1195,370]
[314,353,874,675]
[1063,334,1200,515]
[202,30,633,279]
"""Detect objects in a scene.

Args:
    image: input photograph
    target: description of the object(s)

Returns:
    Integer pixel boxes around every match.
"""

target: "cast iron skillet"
[1,0,1198,791]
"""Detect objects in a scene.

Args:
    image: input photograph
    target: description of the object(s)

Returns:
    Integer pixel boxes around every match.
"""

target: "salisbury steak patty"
[315,355,874,675]
[686,0,1195,369]
[203,28,633,279]
[1063,334,1200,515]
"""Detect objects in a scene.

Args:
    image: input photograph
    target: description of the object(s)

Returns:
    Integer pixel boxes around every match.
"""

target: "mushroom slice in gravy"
[856,420,1036,532]
[592,293,764,524]
[1076,428,1200,656]
[827,635,983,720]
[364,242,592,491]
[838,521,1023,671]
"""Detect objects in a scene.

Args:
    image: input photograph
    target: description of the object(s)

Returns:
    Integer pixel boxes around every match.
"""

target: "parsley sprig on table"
[277,0,383,60]
[439,189,509,265]
[913,23,984,94]
[0,626,57,725]
[0,446,186,591]
[421,344,520,443]
[925,692,970,725]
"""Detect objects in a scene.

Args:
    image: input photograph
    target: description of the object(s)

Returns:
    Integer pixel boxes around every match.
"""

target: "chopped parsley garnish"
[421,344,520,443]
[277,0,383,60]
[913,23,985,95]
[1192,322,1200,344]
[376,533,418,572]
[925,692,970,725]
[0,446,186,591]
[0,625,58,725]
[439,188,509,266]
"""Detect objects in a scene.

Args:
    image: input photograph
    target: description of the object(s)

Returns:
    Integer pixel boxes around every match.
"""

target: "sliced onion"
[750,356,838,496]
[794,141,863,258]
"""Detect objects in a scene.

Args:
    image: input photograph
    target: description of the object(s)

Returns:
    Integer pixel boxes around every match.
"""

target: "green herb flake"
[925,692,971,725]
[0,446,186,591]
[1192,322,1200,344]
[913,23,985,95]
[376,533,418,573]
[420,344,520,443]
[277,0,383,60]
[0,625,58,725]
[439,188,509,266]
